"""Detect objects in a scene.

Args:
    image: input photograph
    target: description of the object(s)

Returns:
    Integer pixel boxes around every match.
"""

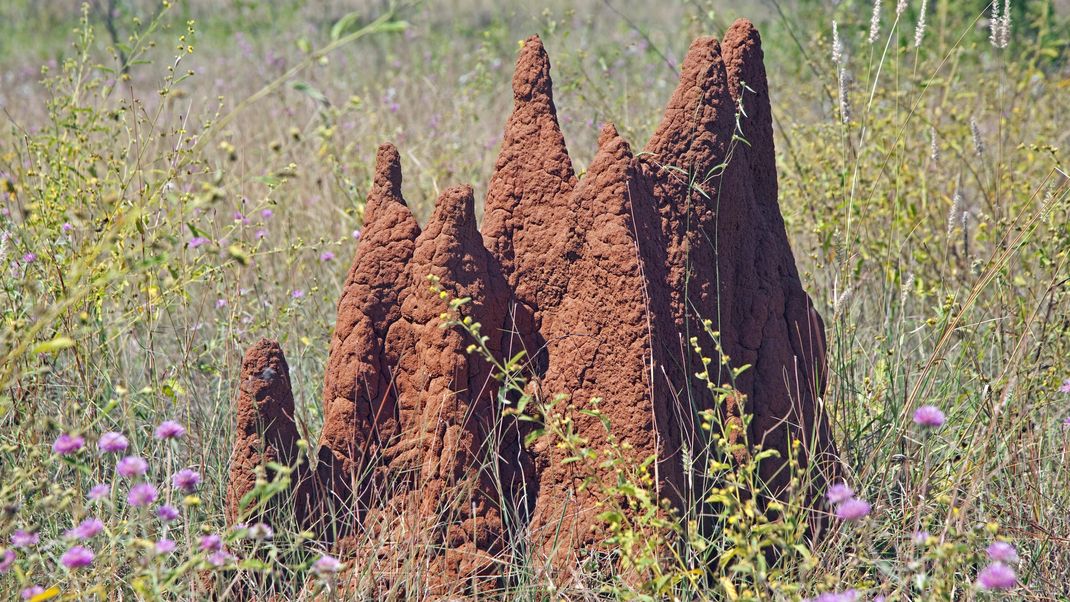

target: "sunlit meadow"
[0,0,1068,599]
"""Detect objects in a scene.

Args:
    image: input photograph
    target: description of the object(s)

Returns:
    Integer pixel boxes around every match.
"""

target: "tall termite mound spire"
[714,19,836,494]
[481,34,577,367]
[226,18,839,593]
[316,143,421,535]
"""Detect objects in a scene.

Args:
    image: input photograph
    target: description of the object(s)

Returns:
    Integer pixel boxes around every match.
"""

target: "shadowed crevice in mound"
[226,18,840,593]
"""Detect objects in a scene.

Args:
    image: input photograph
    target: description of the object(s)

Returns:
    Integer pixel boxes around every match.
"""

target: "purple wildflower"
[0,549,14,573]
[88,484,111,501]
[987,541,1019,564]
[53,433,85,455]
[1060,378,1070,393]
[157,505,180,522]
[255,229,268,239]
[21,586,45,600]
[260,209,273,219]
[155,538,177,554]
[60,545,94,569]
[67,517,104,540]
[11,530,38,548]
[312,554,342,576]
[61,222,74,234]
[913,405,946,427]
[835,498,872,521]
[97,431,129,453]
[352,229,362,240]
[172,468,201,493]
[199,534,223,553]
[912,530,930,544]
[117,456,149,478]
[246,523,273,540]
[127,482,158,507]
[188,237,210,249]
[22,253,36,264]
[291,289,304,299]
[805,591,858,602]
[208,550,234,567]
[215,298,227,309]
[826,482,854,505]
[154,420,186,440]
[319,251,335,262]
[977,562,1016,590]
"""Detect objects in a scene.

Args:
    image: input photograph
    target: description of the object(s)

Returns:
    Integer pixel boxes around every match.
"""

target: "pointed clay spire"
[227,338,306,526]
[371,183,518,596]
[317,143,421,529]
[482,34,576,365]
[529,123,681,569]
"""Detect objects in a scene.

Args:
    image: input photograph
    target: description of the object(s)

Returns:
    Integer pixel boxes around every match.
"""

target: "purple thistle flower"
[1060,378,1070,394]
[312,554,342,576]
[977,562,1016,590]
[157,505,180,522]
[0,549,15,573]
[215,298,228,309]
[21,585,45,600]
[188,237,210,249]
[255,229,268,239]
[987,541,1019,564]
[60,545,94,569]
[88,484,111,501]
[835,498,872,521]
[22,253,36,264]
[97,431,129,454]
[805,590,858,602]
[53,433,85,455]
[319,251,335,262]
[155,538,177,554]
[826,482,854,505]
[154,420,186,440]
[352,229,362,240]
[246,522,273,540]
[208,550,234,567]
[117,456,149,478]
[291,289,304,299]
[11,530,38,548]
[67,517,104,540]
[61,222,74,234]
[199,534,223,553]
[172,468,201,493]
[260,209,273,220]
[127,482,158,507]
[913,405,946,427]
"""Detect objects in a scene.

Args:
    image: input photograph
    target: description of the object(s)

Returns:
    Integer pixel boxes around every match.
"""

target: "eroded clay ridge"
[225,18,838,597]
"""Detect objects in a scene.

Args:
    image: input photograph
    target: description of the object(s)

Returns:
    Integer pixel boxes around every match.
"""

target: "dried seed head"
[869,0,883,44]
[914,0,928,48]
[971,119,985,156]
[831,21,844,66]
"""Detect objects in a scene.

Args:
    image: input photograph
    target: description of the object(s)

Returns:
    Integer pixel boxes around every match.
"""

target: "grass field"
[0,0,1069,599]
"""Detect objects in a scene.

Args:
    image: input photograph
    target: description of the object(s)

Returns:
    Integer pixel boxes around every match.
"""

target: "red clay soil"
[225,18,839,596]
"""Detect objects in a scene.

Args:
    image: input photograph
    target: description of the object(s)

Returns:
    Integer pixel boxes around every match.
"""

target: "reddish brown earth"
[225,18,838,596]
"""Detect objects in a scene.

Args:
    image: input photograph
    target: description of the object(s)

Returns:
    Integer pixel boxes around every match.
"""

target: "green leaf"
[291,81,328,105]
[330,12,363,41]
